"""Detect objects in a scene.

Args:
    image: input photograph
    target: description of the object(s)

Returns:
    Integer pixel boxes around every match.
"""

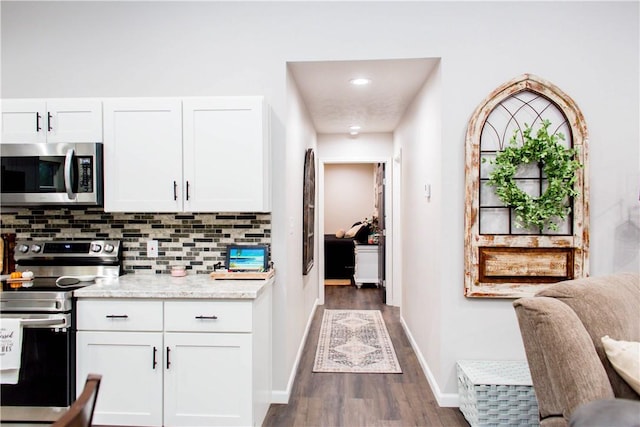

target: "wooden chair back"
[52,374,102,427]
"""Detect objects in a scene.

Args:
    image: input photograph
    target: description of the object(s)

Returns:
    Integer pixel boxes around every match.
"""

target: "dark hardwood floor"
[263,285,470,427]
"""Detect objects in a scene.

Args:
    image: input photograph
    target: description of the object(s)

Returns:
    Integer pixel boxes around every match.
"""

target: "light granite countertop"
[73,273,273,299]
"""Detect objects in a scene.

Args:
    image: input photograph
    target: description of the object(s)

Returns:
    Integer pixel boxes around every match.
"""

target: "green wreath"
[485,119,582,232]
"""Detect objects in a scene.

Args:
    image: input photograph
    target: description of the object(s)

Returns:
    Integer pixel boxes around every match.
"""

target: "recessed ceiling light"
[349,78,371,86]
[349,125,361,131]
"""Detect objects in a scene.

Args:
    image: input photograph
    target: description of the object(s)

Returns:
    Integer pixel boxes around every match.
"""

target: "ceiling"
[288,58,439,135]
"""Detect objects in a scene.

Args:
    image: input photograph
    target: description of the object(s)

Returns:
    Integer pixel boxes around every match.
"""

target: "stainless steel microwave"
[0,142,103,206]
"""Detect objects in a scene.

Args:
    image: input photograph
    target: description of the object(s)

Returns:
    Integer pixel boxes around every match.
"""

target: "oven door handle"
[20,317,68,328]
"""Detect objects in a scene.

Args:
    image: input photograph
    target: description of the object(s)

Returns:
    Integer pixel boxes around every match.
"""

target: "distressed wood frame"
[464,74,589,298]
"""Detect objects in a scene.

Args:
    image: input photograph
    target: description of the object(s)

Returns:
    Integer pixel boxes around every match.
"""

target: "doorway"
[288,58,436,309]
[318,156,394,306]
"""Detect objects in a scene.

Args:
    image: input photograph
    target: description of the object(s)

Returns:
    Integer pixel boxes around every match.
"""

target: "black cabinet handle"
[195,315,218,320]
[36,113,42,132]
[152,346,158,369]
[173,181,178,201]
[186,181,190,201]
[47,112,53,131]
[105,314,129,319]
[166,347,171,369]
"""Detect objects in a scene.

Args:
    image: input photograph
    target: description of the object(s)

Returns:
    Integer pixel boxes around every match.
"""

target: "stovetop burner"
[1,239,122,313]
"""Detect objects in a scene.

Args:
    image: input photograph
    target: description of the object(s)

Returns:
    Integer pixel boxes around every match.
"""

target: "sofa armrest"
[569,398,640,427]
[514,297,615,423]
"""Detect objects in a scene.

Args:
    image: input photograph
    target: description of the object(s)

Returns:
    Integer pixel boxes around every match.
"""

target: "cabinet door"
[164,332,253,427]
[182,97,270,212]
[1,99,46,143]
[77,331,163,427]
[1,99,102,143]
[103,98,183,212]
[46,99,103,143]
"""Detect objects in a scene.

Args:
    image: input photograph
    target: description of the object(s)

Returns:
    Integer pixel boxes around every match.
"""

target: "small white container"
[170,266,187,277]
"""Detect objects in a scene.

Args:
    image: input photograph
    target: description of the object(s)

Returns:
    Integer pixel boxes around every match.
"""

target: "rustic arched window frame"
[464,74,589,298]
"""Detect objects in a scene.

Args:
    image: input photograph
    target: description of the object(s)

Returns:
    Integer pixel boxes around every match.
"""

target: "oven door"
[0,313,74,409]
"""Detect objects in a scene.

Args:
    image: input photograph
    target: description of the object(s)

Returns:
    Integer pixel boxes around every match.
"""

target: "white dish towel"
[0,318,23,384]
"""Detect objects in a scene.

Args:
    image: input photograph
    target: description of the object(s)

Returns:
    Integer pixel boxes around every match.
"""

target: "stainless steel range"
[0,239,122,418]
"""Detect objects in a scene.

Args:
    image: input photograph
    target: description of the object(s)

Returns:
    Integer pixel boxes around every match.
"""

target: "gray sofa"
[513,272,640,426]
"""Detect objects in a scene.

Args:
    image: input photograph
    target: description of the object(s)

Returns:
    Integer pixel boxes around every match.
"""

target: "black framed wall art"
[302,148,315,275]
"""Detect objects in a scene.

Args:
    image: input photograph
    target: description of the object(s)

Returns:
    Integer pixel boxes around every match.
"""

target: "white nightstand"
[353,243,379,288]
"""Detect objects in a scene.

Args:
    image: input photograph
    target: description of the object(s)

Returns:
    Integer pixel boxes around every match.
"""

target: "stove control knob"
[30,244,42,253]
[91,243,102,253]
[104,244,115,253]
[17,244,29,253]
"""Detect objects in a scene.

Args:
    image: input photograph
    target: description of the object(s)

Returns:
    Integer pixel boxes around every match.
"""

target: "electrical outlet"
[147,240,158,258]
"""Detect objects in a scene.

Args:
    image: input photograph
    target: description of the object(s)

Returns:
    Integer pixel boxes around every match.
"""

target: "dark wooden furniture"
[52,374,101,427]
[324,235,355,279]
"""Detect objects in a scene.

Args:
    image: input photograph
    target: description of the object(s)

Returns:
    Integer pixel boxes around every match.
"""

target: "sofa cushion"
[354,223,370,243]
[602,336,640,395]
[536,272,640,400]
[513,297,615,422]
[344,223,363,238]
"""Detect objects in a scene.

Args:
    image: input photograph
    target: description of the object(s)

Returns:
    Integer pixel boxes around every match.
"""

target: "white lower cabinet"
[76,294,271,427]
[163,333,252,426]
[76,331,163,426]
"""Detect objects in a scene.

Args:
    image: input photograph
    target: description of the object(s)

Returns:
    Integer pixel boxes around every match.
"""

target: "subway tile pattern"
[0,207,271,275]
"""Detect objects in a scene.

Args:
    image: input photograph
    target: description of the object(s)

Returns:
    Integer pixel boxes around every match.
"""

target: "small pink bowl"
[170,266,187,277]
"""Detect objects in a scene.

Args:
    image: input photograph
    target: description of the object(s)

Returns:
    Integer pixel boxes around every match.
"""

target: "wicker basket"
[457,360,539,426]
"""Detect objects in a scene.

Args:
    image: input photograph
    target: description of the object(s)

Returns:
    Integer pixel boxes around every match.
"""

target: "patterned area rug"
[313,309,402,373]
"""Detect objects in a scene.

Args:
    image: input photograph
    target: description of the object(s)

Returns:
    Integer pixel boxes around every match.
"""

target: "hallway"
[263,285,470,426]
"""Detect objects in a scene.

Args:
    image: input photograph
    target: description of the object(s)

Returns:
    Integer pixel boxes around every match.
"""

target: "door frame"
[318,156,397,306]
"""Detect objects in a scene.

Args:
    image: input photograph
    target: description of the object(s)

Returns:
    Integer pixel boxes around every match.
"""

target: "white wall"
[318,133,394,161]
[394,61,449,400]
[2,1,638,402]
[277,66,319,400]
[324,163,375,234]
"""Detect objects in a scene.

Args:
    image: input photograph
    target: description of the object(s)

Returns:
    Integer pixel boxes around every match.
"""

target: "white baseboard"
[270,390,289,405]
[270,298,319,404]
[400,316,459,408]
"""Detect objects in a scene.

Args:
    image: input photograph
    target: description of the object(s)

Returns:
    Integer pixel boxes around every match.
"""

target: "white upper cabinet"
[103,98,183,212]
[104,96,271,213]
[1,99,102,143]
[182,97,270,212]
